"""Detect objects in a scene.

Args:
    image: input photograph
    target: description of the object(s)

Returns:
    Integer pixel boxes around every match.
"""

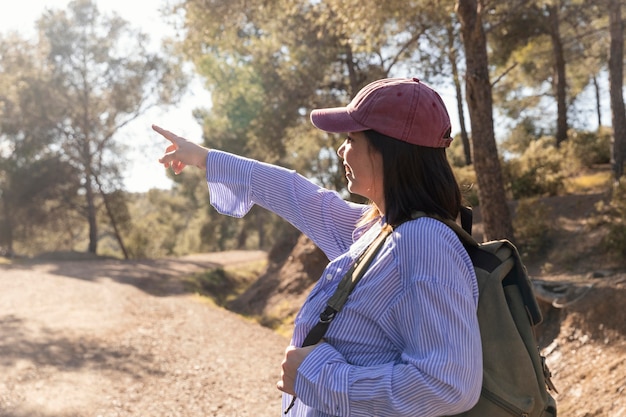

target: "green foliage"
[598,182,626,260]
[11,201,86,256]
[453,165,479,208]
[182,0,344,164]
[0,154,82,254]
[501,118,543,157]
[489,0,608,133]
[561,128,611,170]
[513,198,553,257]
[121,188,209,259]
[502,123,611,200]
[180,0,455,166]
[1,0,188,256]
[192,268,232,304]
[488,3,548,68]
[187,260,267,305]
[35,0,186,253]
[503,136,566,199]
[0,33,74,254]
[564,170,612,194]
[447,134,470,168]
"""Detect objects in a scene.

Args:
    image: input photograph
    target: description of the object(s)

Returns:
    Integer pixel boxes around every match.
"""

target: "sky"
[0,0,212,192]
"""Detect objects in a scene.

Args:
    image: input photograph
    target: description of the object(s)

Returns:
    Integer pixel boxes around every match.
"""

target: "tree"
[419,5,472,165]
[608,0,626,182]
[36,0,187,254]
[456,0,514,241]
[177,0,445,248]
[446,20,473,166]
[0,34,82,255]
[178,0,345,249]
[545,2,569,147]
[489,1,605,144]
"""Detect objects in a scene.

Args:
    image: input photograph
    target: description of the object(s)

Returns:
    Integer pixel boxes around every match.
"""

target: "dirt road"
[0,252,289,417]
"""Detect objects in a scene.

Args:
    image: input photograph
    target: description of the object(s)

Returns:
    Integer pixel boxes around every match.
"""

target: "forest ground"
[0,251,289,417]
[1,187,625,416]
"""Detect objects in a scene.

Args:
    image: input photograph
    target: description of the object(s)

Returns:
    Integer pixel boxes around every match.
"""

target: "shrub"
[453,165,479,207]
[501,117,540,157]
[600,182,626,260]
[513,197,553,257]
[562,128,611,170]
[503,136,566,199]
[448,133,471,168]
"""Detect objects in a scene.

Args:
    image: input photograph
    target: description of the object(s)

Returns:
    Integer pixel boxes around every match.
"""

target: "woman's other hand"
[277,343,321,395]
[153,124,209,174]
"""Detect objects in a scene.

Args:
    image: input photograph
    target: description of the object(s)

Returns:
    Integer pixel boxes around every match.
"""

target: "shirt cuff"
[206,150,255,218]
[295,342,351,416]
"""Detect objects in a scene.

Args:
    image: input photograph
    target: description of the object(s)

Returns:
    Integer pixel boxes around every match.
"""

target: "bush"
[501,117,540,157]
[448,133,471,168]
[600,182,626,260]
[513,197,553,257]
[453,165,479,207]
[562,128,611,170]
[503,136,566,199]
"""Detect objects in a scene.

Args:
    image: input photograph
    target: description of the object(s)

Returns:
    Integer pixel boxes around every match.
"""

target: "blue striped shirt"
[206,150,482,417]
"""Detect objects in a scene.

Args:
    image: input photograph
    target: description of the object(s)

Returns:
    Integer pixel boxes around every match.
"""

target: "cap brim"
[310,107,369,133]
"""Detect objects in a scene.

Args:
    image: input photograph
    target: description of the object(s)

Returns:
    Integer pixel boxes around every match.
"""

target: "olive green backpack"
[427,211,558,417]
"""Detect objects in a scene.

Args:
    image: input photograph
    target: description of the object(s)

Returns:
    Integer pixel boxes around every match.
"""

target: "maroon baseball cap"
[310,77,452,148]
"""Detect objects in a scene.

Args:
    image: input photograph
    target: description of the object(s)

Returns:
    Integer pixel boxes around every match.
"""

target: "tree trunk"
[547,4,568,147]
[86,173,98,254]
[456,0,514,241]
[608,0,626,182]
[95,176,129,260]
[237,226,248,249]
[592,75,602,129]
[448,22,472,165]
[345,45,359,96]
[1,196,14,257]
[257,210,266,249]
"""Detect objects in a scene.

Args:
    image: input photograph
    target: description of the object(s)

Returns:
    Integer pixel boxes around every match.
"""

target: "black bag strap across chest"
[301,224,393,347]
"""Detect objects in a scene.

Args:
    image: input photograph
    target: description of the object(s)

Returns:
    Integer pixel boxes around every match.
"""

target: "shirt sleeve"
[293,221,482,416]
[205,150,367,260]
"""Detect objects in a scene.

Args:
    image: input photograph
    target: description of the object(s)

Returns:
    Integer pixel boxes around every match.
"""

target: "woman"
[153,77,482,416]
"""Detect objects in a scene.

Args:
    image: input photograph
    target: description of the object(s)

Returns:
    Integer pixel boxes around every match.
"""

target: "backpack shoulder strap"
[460,206,473,235]
[411,209,477,246]
[411,210,543,326]
[411,210,500,272]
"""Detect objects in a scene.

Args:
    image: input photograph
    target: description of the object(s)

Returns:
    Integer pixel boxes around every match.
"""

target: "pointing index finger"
[152,124,181,145]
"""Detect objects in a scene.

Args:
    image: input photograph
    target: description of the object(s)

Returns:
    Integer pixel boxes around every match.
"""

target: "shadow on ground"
[0,315,162,379]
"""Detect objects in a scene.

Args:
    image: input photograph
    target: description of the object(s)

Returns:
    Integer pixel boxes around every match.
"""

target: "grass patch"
[255,299,299,338]
[184,259,299,335]
[564,170,611,194]
[184,259,267,306]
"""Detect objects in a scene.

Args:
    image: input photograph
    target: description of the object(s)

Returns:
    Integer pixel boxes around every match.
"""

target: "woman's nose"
[337,142,345,158]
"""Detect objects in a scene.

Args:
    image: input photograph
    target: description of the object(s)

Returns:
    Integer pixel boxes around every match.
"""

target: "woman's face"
[337,131,384,211]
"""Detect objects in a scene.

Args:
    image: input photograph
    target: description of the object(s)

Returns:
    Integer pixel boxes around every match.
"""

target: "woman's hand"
[152,124,210,174]
[277,343,321,395]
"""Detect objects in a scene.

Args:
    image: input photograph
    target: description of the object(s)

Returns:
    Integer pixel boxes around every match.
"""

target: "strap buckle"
[319,306,337,323]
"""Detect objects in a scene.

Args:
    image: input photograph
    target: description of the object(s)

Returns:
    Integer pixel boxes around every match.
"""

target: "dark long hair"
[362,129,462,226]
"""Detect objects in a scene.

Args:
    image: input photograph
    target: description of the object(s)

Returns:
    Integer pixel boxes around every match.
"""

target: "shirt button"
[326,274,333,281]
